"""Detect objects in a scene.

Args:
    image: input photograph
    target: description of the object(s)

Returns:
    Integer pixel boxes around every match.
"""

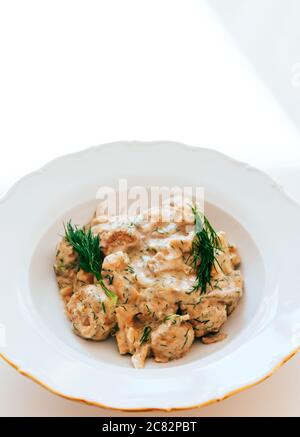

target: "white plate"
[1,141,300,412]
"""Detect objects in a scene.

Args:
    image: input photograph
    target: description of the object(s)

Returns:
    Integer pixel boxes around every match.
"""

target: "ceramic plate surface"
[1,141,300,411]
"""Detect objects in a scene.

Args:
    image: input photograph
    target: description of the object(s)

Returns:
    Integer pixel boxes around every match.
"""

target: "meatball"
[66,284,116,340]
[101,251,139,304]
[102,251,130,271]
[151,315,194,363]
[99,227,140,254]
[207,287,242,315]
[54,239,78,288]
[138,288,178,323]
[182,299,227,337]
[54,239,78,274]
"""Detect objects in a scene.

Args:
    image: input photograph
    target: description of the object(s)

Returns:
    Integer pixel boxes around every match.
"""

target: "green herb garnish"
[182,328,190,349]
[189,205,223,294]
[64,221,117,302]
[140,326,152,344]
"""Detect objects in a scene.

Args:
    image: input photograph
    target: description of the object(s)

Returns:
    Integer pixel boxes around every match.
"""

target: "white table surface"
[0,0,300,417]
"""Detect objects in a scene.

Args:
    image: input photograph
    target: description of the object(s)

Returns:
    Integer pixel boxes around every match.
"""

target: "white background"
[0,0,300,416]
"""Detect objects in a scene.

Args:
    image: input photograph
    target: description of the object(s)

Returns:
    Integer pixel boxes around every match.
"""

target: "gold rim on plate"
[1,346,299,412]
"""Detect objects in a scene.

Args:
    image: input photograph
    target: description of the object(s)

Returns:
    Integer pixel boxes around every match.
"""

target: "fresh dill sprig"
[190,205,223,294]
[64,221,117,302]
[140,326,152,344]
[64,221,102,278]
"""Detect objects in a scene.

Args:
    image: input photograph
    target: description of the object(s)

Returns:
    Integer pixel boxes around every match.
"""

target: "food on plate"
[54,198,243,368]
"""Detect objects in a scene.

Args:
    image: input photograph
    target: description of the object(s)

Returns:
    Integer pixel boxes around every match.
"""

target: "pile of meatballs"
[54,200,243,368]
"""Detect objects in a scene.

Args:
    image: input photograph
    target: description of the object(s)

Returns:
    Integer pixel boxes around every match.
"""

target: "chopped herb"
[194,318,210,324]
[140,326,152,344]
[164,314,185,324]
[105,274,114,285]
[126,265,135,274]
[182,328,190,349]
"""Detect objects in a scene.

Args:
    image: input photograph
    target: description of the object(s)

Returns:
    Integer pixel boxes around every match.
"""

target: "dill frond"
[190,206,223,294]
[64,221,117,302]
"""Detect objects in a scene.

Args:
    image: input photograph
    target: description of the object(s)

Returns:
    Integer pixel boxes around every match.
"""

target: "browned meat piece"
[66,284,116,340]
[99,227,140,254]
[182,299,227,337]
[207,287,242,315]
[54,239,78,274]
[151,315,194,363]
[54,239,78,290]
